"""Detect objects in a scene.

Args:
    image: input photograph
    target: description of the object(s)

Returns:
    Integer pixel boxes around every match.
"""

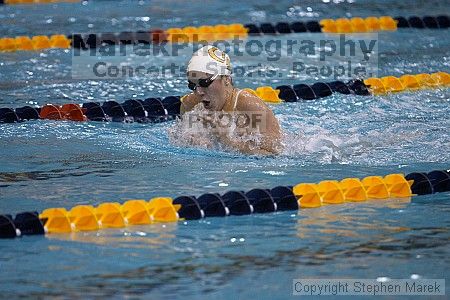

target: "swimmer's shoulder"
[237,89,281,131]
[180,92,201,114]
[236,89,272,112]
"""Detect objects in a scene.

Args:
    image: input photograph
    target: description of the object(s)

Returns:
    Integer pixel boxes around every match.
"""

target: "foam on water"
[167,104,273,154]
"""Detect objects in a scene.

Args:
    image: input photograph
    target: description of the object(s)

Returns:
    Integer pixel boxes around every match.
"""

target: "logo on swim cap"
[207,47,231,72]
[188,45,232,75]
[208,47,226,63]
[208,47,231,71]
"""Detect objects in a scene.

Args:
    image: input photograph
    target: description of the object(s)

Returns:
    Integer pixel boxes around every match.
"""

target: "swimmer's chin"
[199,101,219,111]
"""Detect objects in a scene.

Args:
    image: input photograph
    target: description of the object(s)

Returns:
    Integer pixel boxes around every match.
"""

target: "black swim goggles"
[188,74,219,91]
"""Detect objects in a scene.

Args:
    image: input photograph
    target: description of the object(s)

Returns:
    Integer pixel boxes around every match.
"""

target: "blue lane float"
[122,99,148,122]
[405,172,434,195]
[102,101,130,122]
[83,102,109,122]
[270,186,299,211]
[197,193,229,217]
[221,191,254,215]
[311,82,333,98]
[15,106,40,121]
[14,212,45,236]
[397,15,450,29]
[0,215,18,239]
[276,85,298,102]
[292,84,316,100]
[0,108,19,123]
[427,170,450,193]
[172,196,204,220]
[245,189,277,213]
[328,81,351,94]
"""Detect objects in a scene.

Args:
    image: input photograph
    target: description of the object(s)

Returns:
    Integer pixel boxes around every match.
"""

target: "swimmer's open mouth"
[202,101,211,108]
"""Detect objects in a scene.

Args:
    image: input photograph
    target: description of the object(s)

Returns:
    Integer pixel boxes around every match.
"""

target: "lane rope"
[0,71,448,124]
[1,15,448,52]
[1,169,448,238]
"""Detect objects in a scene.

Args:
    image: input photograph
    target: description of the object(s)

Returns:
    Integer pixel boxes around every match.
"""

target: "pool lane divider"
[1,169,449,239]
[267,71,449,102]
[0,71,448,124]
[0,96,182,123]
[0,71,449,124]
[1,15,449,52]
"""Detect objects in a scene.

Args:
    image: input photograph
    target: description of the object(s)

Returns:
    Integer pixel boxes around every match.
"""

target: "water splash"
[167,104,267,155]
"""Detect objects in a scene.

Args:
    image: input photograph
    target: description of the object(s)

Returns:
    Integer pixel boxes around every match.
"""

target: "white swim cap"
[187,45,232,76]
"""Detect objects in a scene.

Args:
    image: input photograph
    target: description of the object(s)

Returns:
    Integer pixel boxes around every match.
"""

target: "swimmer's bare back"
[180,90,283,155]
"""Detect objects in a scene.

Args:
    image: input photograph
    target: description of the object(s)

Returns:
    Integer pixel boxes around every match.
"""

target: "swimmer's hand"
[212,129,280,155]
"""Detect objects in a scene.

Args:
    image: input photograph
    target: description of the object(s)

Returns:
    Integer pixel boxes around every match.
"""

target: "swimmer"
[180,45,282,155]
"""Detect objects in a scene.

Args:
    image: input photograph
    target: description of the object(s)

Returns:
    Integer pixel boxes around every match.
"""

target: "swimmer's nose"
[195,86,206,96]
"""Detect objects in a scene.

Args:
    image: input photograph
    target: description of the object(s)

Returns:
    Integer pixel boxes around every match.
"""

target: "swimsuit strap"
[233,89,242,111]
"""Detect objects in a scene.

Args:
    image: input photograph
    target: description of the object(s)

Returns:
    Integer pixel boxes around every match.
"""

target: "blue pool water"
[1,0,449,298]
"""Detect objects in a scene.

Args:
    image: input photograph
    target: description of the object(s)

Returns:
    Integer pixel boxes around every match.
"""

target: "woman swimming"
[180,45,282,155]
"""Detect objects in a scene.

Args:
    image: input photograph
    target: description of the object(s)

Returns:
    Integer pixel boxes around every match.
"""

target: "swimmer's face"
[187,71,228,111]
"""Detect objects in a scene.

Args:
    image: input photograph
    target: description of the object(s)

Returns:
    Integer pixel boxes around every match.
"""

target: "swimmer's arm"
[238,96,283,154]
[180,93,201,114]
[260,106,283,154]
